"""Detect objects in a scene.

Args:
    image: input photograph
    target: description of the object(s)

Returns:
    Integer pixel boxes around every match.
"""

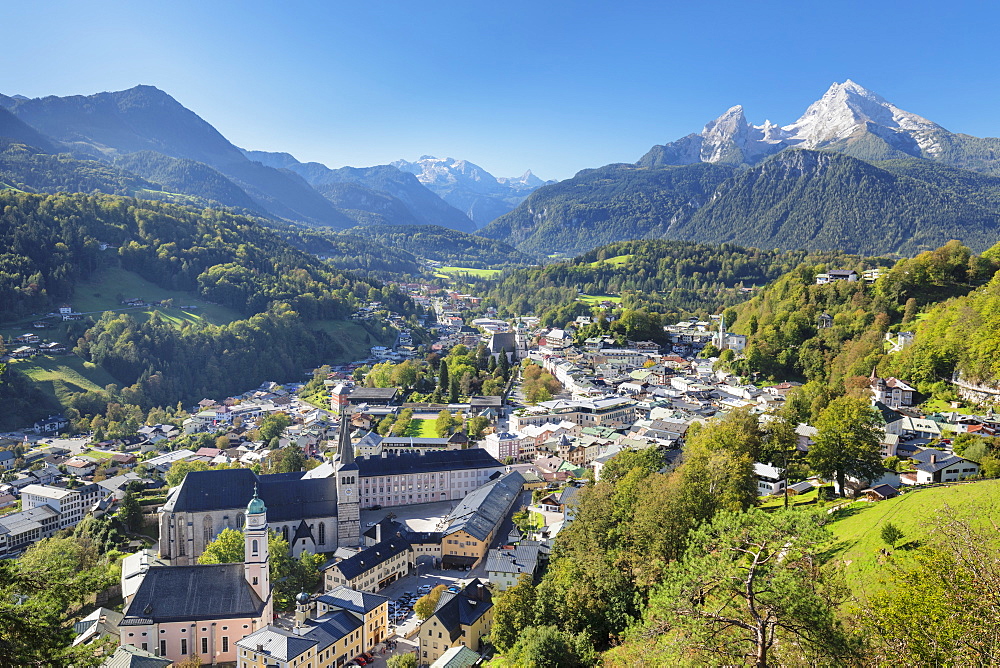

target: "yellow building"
[419,579,494,665]
[323,538,412,593]
[237,588,389,668]
[440,471,524,569]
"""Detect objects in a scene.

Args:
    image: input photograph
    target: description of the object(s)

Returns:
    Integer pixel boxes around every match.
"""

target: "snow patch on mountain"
[650,80,951,165]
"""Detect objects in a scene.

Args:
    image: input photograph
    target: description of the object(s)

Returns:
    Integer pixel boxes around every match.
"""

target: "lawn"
[8,355,118,406]
[79,449,116,460]
[921,398,974,415]
[72,266,241,326]
[577,294,622,305]
[436,266,503,278]
[308,320,383,363]
[826,480,1000,604]
[758,487,824,509]
[588,254,633,268]
[404,419,439,437]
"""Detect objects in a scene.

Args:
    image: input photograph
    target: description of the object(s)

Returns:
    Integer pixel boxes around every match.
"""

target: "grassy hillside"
[72,267,242,325]
[8,355,117,407]
[827,480,1000,604]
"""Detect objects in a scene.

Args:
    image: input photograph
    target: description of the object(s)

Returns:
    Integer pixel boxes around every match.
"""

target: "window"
[252,539,258,555]
[160,640,166,656]
[181,638,187,655]
[222,637,229,652]
[202,637,208,655]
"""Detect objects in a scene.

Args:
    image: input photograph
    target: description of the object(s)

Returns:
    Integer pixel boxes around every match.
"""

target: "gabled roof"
[318,585,389,614]
[101,645,172,668]
[485,542,540,575]
[911,449,971,473]
[431,645,480,668]
[162,468,338,522]
[428,579,493,642]
[443,470,524,541]
[235,626,315,662]
[121,563,265,624]
[356,449,502,477]
[323,538,411,580]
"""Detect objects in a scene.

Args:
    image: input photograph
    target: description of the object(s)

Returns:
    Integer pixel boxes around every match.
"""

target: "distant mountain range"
[481,81,1000,255]
[392,156,554,226]
[0,85,548,235]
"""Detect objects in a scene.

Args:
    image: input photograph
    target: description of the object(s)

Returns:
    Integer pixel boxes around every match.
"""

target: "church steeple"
[244,484,272,619]
[338,406,355,466]
[335,409,360,547]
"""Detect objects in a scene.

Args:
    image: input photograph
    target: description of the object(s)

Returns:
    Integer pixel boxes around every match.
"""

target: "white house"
[754,463,785,496]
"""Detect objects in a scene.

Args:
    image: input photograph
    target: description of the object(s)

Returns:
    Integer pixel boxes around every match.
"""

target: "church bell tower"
[244,484,272,619]
[335,409,361,547]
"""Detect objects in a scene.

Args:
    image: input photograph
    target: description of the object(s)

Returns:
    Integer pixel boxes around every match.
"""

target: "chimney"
[930,454,937,464]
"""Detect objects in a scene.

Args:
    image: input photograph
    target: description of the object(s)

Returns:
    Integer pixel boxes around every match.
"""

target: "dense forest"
[344,224,537,267]
[0,139,158,197]
[477,239,862,327]
[722,240,1000,418]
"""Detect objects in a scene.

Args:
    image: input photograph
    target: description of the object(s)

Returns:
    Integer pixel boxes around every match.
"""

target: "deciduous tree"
[807,396,883,496]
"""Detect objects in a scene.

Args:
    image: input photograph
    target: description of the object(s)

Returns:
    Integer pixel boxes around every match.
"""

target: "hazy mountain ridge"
[392,155,553,226]
[242,149,477,232]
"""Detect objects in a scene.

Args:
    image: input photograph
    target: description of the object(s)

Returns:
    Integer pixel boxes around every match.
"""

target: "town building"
[120,490,273,663]
[485,541,541,591]
[160,419,503,564]
[21,483,104,530]
[235,586,389,668]
[510,397,636,430]
[440,470,524,569]
[322,538,412,592]
[418,579,494,665]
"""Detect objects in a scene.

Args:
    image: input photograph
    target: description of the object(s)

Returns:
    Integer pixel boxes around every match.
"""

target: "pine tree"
[438,362,450,396]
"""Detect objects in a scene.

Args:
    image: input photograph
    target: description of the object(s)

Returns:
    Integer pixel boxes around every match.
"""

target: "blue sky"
[4,1,1000,180]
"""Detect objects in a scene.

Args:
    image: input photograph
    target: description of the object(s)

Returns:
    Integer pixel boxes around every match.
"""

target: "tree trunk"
[755,624,768,668]
[837,469,846,497]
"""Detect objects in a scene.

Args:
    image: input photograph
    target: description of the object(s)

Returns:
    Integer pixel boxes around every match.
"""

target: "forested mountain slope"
[477,239,856,327]
[483,150,1000,256]
[479,163,734,255]
[0,191,413,424]
[345,224,537,267]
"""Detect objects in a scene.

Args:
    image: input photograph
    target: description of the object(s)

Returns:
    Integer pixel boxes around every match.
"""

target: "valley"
[5,76,1000,668]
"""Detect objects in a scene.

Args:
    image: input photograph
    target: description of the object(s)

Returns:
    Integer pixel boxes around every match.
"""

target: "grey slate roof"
[237,608,365,662]
[356,449,502,477]
[236,626,315,662]
[349,387,399,403]
[429,579,493,643]
[912,450,970,473]
[162,468,338,522]
[121,563,265,624]
[101,645,172,668]
[485,542,540,576]
[488,332,517,354]
[318,585,390,614]
[323,538,411,580]
[443,470,524,542]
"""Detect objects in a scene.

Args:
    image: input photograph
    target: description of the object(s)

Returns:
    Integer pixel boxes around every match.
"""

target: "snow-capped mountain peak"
[642,79,951,167]
[391,156,552,226]
[782,80,943,150]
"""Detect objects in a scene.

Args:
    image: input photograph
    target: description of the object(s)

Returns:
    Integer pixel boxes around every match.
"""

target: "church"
[159,410,503,565]
[120,489,273,664]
